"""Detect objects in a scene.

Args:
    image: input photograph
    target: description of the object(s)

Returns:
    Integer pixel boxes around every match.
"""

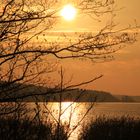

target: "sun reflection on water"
[43,102,93,140]
[60,102,78,122]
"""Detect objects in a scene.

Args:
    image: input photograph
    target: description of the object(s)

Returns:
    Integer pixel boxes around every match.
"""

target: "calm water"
[89,102,140,117]
[36,102,140,140]
[44,102,140,120]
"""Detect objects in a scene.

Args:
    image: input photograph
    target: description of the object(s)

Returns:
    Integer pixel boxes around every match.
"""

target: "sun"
[60,4,77,21]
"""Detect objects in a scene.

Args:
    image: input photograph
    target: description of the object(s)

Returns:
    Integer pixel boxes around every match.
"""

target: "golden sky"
[11,0,139,95]
[55,0,140,95]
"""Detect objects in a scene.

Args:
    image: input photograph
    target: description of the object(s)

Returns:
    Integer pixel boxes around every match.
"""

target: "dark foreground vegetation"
[0,116,140,140]
[79,116,140,140]
[0,118,68,140]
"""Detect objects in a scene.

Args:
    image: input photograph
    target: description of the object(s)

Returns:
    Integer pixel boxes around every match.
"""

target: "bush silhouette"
[79,116,140,140]
[0,118,68,140]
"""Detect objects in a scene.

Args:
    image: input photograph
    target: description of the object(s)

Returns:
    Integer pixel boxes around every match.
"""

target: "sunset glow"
[60,4,77,21]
